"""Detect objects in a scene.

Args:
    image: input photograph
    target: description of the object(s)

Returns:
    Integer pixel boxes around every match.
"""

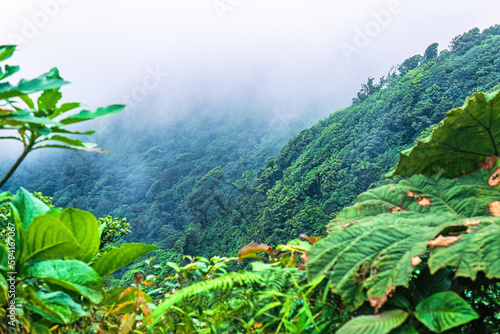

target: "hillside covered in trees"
[1,24,500,333]
[5,26,500,262]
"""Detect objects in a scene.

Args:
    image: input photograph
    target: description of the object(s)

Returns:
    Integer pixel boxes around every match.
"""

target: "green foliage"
[0,45,125,189]
[337,309,409,334]
[393,90,500,178]
[307,90,500,333]
[414,291,479,333]
[93,243,158,277]
[0,190,157,332]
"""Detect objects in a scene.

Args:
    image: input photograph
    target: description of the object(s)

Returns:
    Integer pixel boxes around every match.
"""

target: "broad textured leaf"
[23,214,80,261]
[414,291,479,333]
[27,259,103,303]
[58,208,100,263]
[393,91,500,178]
[10,188,50,230]
[428,217,500,279]
[337,309,409,334]
[307,169,500,310]
[26,290,85,324]
[92,243,158,277]
[389,324,418,334]
[60,104,125,125]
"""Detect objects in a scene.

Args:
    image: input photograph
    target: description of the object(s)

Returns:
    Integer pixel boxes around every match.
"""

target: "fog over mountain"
[1,0,500,161]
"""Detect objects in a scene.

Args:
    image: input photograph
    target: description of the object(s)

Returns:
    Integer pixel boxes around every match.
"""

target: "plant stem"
[0,145,32,189]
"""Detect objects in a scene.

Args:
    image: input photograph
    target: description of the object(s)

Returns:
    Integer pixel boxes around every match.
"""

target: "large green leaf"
[307,167,500,310]
[428,217,500,280]
[58,208,100,263]
[336,309,409,334]
[23,214,80,262]
[414,291,479,333]
[10,188,50,230]
[92,243,158,277]
[27,260,103,303]
[25,290,85,324]
[392,91,500,178]
[59,104,125,125]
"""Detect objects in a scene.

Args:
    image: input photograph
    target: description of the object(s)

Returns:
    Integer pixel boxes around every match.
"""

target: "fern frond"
[146,271,261,329]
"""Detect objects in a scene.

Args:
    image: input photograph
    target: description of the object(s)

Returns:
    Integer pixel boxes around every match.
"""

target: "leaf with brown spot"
[481,157,498,170]
[371,285,396,313]
[465,220,481,226]
[237,243,273,261]
[417,197,432,207]
[487,167,500,187]
[489,201,500,217]
[341,222,355,228]
[389,207,402,214]
[428,235,462,248]
[406,191,416,198]
[411,256,422,267]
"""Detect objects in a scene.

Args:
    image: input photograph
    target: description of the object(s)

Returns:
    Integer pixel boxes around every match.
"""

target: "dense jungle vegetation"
[0,25,499,333]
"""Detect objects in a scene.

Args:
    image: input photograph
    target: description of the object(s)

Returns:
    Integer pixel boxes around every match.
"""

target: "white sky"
[1,1,500,132]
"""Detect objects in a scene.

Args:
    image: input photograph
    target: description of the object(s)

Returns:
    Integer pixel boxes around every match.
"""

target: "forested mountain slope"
[182,26,500,257]
[4,26,500,265]
[3,103,320,250]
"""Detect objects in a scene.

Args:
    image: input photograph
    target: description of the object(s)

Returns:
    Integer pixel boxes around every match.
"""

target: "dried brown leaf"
[417,197,432,207]
[465,220,481,226]
[488,167,500,187]
[481,156,498,170]
[411,256,422,267]
[371,285,396,313]
[341,222,355,228]
[406,191,416,198]
[237,243,273,261]
[299,233,322,245]
[389,206,402,214]
[428,235,462,248]
[489,201,500,217]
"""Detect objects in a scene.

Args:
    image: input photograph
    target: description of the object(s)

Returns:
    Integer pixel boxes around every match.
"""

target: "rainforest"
[1,3,500,334]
